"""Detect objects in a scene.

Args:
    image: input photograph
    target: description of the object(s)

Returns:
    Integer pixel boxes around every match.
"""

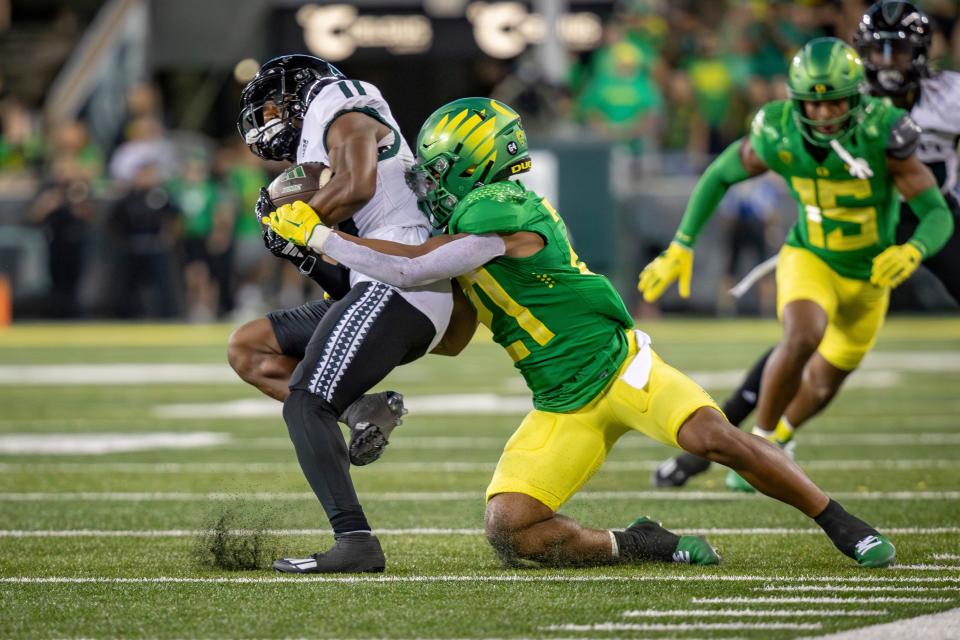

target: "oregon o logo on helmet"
[506,141,518,155]
[815,83,827,93]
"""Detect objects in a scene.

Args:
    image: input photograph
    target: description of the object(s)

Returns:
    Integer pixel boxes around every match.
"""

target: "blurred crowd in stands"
[2,0,958,320]
[565,0,959,163]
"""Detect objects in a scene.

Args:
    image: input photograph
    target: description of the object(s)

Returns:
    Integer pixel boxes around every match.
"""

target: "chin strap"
[829,138,874,179]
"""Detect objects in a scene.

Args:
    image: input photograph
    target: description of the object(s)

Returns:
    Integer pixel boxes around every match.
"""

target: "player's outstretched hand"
[638,242,693,302]
[870,243,922,289]
[267,201,328,248]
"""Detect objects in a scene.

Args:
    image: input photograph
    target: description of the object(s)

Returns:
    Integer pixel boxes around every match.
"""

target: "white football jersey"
[912,71,960,198]
[298,79,451,345]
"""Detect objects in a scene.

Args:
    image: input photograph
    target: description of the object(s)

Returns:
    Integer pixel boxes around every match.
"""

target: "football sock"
[773,416,795,444]
[721,347,773,426]
[752,417,794,445]
[612,521,680,562]
[283,389,371,535]
[814,499,879,560]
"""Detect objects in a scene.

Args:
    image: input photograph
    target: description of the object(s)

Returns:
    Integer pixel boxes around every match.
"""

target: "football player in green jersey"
[640,38,954,492]
[265,96,897,569]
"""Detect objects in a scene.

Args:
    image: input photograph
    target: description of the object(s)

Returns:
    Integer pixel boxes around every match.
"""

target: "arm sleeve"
[673,140,752,247]
[886,114,922,161]
[906,185,956,258]
[322,233,506,288]
[303,257,352,300]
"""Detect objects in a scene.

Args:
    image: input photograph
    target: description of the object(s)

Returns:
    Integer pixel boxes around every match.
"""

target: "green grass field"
[0,318,957,639]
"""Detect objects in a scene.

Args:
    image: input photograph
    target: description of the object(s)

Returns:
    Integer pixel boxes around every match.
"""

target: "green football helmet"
[407,97,531,229]
[788,37,867,146]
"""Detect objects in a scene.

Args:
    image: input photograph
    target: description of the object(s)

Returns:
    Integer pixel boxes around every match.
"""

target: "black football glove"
[262,224,307,263]
[254,186,274,223]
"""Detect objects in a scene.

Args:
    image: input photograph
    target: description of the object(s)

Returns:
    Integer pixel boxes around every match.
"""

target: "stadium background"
[2,0,957,325]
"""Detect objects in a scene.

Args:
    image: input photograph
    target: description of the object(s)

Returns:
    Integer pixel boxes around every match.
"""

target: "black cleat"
[652,453,712,488]
[273,532,386,574]
[340,391,407,466]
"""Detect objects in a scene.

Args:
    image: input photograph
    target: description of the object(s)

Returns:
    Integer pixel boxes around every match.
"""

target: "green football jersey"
[749,96,907,280]
[447,181,634,413]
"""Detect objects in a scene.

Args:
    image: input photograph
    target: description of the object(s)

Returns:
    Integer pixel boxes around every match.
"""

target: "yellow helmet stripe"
[488,100,515,118]
[454,112,485,141]
[474,137,495,161]
[461,117,496,157]
[430,114,450,141]
[440,109,470,139]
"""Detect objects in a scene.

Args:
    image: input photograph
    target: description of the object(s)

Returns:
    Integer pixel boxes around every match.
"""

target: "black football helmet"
[854,1,933,97]
[237,54,345,162]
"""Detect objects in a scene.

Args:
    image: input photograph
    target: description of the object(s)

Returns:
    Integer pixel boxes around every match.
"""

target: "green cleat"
[673,535,721,566]
[725,469,756,493]
[854,534,896,568]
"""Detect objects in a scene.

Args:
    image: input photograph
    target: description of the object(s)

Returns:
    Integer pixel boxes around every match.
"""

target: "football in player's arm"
[266,96,897,569]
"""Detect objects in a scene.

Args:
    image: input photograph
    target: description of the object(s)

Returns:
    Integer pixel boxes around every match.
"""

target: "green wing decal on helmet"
[407,97,531,229]
[788,37,867,146]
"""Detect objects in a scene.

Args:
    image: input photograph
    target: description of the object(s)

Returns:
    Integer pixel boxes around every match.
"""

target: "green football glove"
[870,243,922,289]
[266,201,330,250]
[638,242,694,302]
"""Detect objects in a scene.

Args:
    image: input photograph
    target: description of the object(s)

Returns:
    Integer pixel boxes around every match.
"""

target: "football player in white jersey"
[230,55,464,573]
[653,0,960,489]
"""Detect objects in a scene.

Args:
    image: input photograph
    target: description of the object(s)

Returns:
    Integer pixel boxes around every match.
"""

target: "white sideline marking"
[2,490,956,502]
[623,609,887,618]
[760,585,960,592]
[2,459,956,473]
[233,432,960,450]
[149,373,900,419]
[154,394,535,418]
[694,596,955,604]
[798,607,960,640]
[2,575,958,585]
[544,622,821,631]
[0,432,229,455]
[891,564,960,571]
[2,527,959,539]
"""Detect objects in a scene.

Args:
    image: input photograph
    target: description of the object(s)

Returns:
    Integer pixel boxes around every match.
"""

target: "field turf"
[0,318,957,639]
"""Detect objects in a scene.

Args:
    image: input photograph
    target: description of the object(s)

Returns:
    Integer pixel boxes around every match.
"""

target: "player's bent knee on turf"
[484,493,553,565]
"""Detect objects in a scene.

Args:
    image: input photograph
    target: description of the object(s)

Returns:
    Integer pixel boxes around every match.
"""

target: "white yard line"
[760,585,960,592]
[1,490,956,502]
[2,459,957,473]
[1,350,951,386]
[890,564,960,571]
[2,574,957,584]
[236,433,960,450]
[622,609,887,618]
[798,607,960,640]
[2,527,959,539]
[0,528,485,537]
[0,364,239,385]
[932,554,960,561]
[543,622,822,631]
[693,596,955,604]
[0,432,230,455]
